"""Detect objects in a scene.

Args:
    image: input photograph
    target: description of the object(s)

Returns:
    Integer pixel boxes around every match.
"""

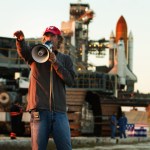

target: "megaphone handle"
[49,65,54,111]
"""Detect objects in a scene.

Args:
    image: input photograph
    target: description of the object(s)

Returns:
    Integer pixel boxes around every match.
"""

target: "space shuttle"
[109,16,137,92]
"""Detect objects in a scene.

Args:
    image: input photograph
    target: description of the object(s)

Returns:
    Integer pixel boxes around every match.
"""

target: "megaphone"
[0,92,10,105]
[31,41,53,63]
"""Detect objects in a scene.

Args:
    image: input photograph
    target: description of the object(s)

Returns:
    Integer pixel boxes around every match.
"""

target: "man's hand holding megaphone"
[49,51,57,63]
[13,30,24,41]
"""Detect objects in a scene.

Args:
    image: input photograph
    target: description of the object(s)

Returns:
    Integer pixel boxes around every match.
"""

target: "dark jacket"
[16,40,75,112]
[118,116,128,131]
[110,115,117,127]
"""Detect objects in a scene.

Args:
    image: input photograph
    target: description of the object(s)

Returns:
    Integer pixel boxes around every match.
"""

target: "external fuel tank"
[116,16,128,58]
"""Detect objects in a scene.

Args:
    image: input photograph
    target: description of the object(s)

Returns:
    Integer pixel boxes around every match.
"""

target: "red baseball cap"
[43,26,61,35]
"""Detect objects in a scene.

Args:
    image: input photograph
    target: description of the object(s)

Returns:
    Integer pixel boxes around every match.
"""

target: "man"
[110,112,117,139]
[118,112,128,138]
[14,26,75,150]
[10,100,23,139]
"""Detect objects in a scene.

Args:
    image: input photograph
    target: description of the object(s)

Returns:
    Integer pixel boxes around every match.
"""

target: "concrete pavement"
[1,136,150,150]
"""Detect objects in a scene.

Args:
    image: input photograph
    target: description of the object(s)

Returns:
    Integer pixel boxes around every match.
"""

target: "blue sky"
[0,0,150,93]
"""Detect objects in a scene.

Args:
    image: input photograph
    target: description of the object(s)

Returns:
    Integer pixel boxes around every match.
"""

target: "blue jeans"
[119,130,126,138]
[30,110,72,150]
[111,125,116,138]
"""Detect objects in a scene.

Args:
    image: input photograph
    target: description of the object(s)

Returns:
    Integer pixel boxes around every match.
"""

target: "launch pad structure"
[0,2,150,137]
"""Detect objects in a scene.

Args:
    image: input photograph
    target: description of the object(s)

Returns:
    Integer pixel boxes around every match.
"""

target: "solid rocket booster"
[128,31,133,71]
[109,31,115,69]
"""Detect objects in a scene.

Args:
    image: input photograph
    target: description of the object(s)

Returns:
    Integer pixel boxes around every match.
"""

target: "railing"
[0,47,28,69]
[70,72,116,94]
